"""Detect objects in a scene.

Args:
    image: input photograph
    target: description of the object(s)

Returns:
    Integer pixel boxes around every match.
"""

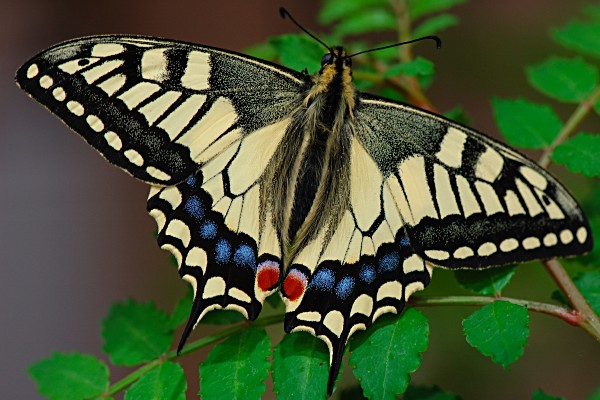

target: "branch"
[409,294,579,324]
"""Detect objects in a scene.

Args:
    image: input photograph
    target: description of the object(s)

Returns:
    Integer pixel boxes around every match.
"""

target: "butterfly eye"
[344,57,352,67]
[320,53,334,66]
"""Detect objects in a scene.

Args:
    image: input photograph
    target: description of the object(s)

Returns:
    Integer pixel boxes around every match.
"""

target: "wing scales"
[356,94,592,269]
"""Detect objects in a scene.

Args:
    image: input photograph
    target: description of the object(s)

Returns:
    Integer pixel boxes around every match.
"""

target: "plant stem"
[538,84,600,168]
[106,314,285,396]
[409,294,579,323]
[543,259,600,341]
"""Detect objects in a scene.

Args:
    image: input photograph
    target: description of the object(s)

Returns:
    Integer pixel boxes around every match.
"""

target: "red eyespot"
[256,261,280,292]
[283,270,308,302]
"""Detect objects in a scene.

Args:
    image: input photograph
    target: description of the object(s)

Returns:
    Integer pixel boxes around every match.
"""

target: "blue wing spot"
[378,252,400,273]
[214,239,231,264]
[359,264,376,283]
[186,176,197,187]
[199,220,217,239]
[233,244,256,269]
[310,268,335,291]
[336,276,355,300]
[184,195,204,220]
[399,235,411,247]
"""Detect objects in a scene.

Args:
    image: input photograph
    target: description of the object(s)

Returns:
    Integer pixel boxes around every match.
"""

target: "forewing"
[355,93,592,269]
[281,135,432,394]
[16,35,305,185]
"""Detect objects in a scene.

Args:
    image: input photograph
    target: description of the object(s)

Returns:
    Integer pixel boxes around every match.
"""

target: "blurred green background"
[1,0,598,398]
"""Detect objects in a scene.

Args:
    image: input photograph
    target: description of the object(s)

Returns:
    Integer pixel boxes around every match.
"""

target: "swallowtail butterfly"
[16,22,591,395]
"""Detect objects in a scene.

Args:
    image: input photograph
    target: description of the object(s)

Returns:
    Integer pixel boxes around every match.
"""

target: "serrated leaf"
[384,57,435,78]
[404,384,463,400]
[463,301,529,368]
[552,133,600,177]
[319,0,387,23]
[124,361,186,400]
[454,265,517,296]
[527,57,598,102]
[199,327,271,399]
[413,14,459,38]
[272,332,330,400]
[270,34,324,74]
[29,352,109,400]
[408,0,466,20]
[532,389,564,400]
[339,385,368,400]
[491,98,562,149]
[102,299,172,366]
[332,8,396,37]
[350,309,429,400]
[552,21,600,58]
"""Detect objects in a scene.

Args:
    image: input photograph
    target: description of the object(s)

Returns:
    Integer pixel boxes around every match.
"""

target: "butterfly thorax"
[266,47,356,266]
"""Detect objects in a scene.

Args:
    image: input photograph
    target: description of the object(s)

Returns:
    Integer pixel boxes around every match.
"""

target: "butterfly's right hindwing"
[16,35,306,185]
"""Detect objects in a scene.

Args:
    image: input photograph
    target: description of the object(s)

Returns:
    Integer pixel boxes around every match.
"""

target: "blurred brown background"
[1,0,598,399]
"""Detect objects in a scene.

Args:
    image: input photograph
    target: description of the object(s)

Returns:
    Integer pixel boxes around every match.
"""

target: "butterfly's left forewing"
[16,35,307,337]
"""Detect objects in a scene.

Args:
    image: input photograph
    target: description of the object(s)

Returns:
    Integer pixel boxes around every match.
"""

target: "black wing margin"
[354,93,592,269]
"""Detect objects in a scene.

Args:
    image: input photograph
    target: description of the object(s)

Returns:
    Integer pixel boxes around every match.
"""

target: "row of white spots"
[424,226,588,261]
[33,56,172,182]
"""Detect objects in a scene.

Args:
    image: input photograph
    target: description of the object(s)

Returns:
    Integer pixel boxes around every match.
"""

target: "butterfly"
[16,21,591,395]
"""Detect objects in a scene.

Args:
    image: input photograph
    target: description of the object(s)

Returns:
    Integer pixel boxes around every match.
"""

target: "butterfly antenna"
[279,7,330,51]
[348,35,441,58]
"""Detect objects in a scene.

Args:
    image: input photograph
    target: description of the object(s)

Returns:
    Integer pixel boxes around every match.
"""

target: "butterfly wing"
[280,92,592,395]
[354,93,592,268]
[16,35,306,339]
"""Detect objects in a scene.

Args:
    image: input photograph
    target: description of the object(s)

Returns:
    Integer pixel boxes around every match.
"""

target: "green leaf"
[454,265,517,296]
[168,288,193,329]
[29,352,109,400]
[552,21,600,58]
[463,301,529,368]
[319,0,387,23]
[413,14,459,38]
[408,0,466,20]
[443,106,471,126]
[527,57,598,102]
[491,98,562,149]
[384,57,435,78]
[583,4,600,20]
[270,34,324,74]
[532,389,564,400]
[350,309,429,399]
[244,42,277,62]
[404,384,463,400]
[199,327,271,399]
[588,385,600,400]
[102,299,172,366]
[552,133,600,177]
[272,332,330,400]
[124,361,186,400]
[332,8,396,37]
[573,271,600,316]
[200,309,246,325]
